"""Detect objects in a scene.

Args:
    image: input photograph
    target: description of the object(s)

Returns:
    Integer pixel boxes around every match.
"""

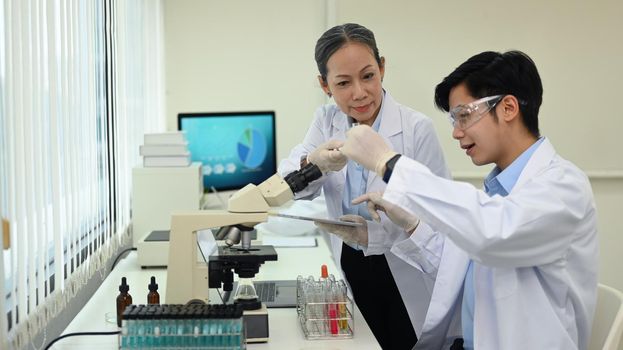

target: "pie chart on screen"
[237,128,267,169]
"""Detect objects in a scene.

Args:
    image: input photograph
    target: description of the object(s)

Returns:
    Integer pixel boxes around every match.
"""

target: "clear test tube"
[132,307,140,348]
[302,279,312,319]
[201,309,212,348]
[136,309,145,348]
[348,119,360,165]
[337,280,349,331]
[225,318,233,348]
[144,308,154,347]
[176,311,185,347]
[209,313,218,347]
[346,115,360,129]
[191,309,201,348]
[328,281,339,335]
[322,282,331,335]
[167,309,178,347]
[152,310,162,348]
[235,318,244,348]
[215,310,224,348]
[121,307,135,348]
[297,275,305,309]
[308,283,316,336]
[120,320,128,349]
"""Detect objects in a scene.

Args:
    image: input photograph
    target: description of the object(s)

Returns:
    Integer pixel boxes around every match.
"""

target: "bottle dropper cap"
[119,277,129,293]
[321,264,328,279]
[148,276,158,292]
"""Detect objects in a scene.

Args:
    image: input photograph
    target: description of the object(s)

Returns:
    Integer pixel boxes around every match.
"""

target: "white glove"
[308,139,347,173]
[341,125,397,177]
[314,214,368,246]
[352,192,420,233]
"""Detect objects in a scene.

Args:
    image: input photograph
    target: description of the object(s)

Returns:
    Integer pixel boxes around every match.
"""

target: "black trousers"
[450,338,465,350]
[340,243,417,350]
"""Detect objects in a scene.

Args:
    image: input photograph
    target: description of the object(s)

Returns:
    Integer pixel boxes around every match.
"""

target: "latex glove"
[352,192,420,233]
[341,125,397,177]
[308,139,348,173]
[314,214,368,246]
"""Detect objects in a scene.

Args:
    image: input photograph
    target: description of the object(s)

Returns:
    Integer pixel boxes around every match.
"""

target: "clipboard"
[269,213,364,227]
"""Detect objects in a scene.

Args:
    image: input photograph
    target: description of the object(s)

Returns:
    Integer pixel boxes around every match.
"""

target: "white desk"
[53,231,380,349]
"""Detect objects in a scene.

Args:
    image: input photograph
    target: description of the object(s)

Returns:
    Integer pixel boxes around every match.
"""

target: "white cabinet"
[131,162,203,247]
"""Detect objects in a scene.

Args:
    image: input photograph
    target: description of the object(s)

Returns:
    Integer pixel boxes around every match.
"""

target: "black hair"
[434,50,542,137]
[314,23,382,82]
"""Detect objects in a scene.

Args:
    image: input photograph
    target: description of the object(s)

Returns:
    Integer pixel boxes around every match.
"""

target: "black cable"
[44,331,120,350]
[216,288,224,303]
[110,247,137,270]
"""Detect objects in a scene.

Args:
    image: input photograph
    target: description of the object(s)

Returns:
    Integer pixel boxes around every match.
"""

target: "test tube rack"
[296,275,354,340]
[119,304,246,349]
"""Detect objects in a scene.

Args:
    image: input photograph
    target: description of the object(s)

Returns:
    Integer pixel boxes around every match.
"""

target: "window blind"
[0,0,165,348]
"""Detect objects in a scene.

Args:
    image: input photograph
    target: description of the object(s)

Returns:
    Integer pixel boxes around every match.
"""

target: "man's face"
[448,83,506,167]
[321,42,384,126]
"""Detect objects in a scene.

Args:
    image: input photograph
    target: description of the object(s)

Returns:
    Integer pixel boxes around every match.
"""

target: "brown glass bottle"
[147,276,160,305]
[116,277,132,327]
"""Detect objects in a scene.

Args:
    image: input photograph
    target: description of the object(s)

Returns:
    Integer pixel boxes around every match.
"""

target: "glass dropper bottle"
[147,276,160,305]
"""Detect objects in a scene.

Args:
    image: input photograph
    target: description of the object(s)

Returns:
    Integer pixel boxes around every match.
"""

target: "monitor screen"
[178,111,276,191]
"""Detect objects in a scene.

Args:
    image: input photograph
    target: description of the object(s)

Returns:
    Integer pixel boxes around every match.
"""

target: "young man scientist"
[338,50,599,349]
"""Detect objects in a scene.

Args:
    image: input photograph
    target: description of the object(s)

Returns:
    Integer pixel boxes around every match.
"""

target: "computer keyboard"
[254,281,276,302]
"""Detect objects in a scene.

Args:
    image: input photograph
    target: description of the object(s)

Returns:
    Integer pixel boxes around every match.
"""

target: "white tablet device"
[271,213,364,227]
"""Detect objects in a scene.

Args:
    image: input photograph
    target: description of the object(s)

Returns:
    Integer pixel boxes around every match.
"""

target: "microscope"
[165,162,322,342]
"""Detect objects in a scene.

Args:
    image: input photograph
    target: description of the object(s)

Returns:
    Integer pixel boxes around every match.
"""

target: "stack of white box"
[140,131,191,167]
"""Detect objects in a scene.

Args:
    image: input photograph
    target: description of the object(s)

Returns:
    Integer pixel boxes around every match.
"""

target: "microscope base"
[244,303,269,343]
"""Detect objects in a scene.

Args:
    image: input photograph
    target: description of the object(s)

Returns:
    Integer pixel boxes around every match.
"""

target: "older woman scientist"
[278,23,450,349]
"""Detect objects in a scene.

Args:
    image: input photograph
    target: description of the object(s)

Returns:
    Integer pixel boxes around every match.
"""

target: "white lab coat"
[386,138,599,350]
[278,91,450,335]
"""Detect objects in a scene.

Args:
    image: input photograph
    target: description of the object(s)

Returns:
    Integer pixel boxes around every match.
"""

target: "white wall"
[164,0,327,161]
[334,0,623,175]
[164,0,623,290]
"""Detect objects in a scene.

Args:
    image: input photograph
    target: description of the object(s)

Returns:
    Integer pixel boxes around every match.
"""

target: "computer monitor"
[177,111,277,191]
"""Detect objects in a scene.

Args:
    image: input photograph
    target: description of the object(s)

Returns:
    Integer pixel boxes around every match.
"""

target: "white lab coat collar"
[512,137,556,192]
[378,91,403,138]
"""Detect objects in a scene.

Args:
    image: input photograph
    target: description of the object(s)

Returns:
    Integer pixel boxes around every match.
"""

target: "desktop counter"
[52,229,381,349]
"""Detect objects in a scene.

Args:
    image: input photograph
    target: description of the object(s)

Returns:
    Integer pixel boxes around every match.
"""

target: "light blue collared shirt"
[341,93,385,250]
[461,137,544,349]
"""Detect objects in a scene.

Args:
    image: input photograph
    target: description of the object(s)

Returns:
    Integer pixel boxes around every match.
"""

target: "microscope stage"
[211,245,278,263]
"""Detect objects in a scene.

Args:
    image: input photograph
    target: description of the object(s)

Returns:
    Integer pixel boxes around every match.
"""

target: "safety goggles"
[448,95,503,130]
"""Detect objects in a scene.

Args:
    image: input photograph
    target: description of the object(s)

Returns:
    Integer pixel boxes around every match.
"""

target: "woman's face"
[320,42,385,126]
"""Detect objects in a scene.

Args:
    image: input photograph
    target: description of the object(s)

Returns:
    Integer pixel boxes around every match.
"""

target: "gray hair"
[314,23,382,82]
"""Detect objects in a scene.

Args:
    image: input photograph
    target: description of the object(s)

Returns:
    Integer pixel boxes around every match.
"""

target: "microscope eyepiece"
[284,163,323,193]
